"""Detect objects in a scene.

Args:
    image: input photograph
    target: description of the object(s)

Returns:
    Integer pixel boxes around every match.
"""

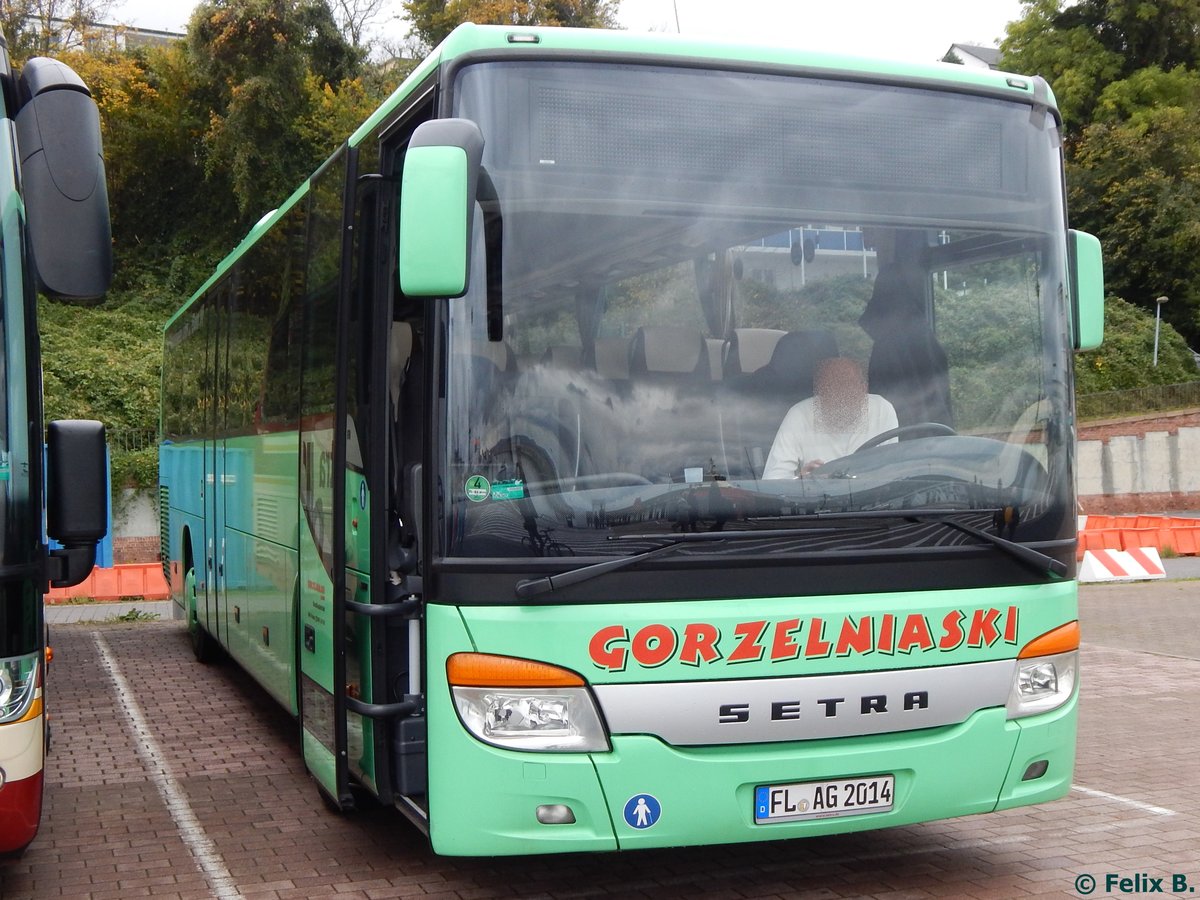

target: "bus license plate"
[755,775,894,824]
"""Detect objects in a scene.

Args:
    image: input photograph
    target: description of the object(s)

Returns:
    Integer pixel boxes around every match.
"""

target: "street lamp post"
[1153,295,1169,366]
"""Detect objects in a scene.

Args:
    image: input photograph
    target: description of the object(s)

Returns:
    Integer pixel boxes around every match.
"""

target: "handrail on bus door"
[343,576,424,720]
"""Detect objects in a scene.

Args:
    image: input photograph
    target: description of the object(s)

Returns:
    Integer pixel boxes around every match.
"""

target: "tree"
[188,0,364,218]
[1068,100,1200,343]
[329,0,388,50]
[1002,1,1200,346]
[1000,0,1124,129]
[402,0,620,53]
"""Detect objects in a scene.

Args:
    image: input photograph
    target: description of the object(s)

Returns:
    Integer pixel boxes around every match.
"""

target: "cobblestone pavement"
[3,581,1199,899]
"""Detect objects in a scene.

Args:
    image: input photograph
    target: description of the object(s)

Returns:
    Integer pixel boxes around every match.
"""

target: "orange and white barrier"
[1077,514,1200,560]
[1078,547,1165,583]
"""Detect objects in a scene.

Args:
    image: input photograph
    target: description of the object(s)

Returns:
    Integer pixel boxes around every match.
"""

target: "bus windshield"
[442,61,1072,562]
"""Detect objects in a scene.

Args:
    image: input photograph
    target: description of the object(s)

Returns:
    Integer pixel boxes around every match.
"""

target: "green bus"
[159,24,1104,856]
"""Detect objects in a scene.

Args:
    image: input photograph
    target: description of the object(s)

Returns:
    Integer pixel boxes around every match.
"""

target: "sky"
[106,0,1028,63]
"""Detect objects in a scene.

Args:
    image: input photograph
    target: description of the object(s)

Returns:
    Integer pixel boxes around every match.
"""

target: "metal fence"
[105,428,158,454]
[1077,381,1200,421]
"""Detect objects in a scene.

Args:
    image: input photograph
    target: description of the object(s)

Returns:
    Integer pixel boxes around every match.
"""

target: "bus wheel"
[185,567,215,663]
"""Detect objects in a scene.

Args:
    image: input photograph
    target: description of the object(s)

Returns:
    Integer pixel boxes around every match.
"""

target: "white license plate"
[755,774,894,824]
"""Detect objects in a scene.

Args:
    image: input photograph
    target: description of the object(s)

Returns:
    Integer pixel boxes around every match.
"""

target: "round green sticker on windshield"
[465,475,491,502]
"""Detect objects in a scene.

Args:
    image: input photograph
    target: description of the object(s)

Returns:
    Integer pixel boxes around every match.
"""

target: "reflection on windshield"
[442,62,1072,560]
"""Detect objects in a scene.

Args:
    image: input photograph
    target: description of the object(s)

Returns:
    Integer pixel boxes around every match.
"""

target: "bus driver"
[762,356,898,479]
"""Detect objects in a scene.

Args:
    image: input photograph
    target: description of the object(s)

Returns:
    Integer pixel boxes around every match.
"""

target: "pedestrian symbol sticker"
[465,475,491,502]
[623,793,661,829]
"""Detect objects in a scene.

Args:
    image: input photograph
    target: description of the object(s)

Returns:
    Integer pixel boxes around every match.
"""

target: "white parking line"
[1071,783,1178,817]
[93,632,241,900]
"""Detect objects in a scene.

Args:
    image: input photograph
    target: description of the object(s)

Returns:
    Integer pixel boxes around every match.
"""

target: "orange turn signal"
[1018,620,1080,659]
[447,653,585,688]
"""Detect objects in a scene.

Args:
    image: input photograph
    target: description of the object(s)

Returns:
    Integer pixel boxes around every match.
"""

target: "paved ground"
[5,579,1199,899]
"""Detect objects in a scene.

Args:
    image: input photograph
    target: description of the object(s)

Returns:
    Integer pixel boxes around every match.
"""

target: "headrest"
[726,328,786,375]
[594,336,631,379]
[542,345,582,369]
[631,326,709,378]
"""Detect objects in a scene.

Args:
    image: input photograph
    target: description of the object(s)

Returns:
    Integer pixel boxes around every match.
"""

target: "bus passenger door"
[297,149,353,807]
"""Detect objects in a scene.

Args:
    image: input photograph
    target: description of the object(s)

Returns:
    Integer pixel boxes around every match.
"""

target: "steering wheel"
[855,422,957,453]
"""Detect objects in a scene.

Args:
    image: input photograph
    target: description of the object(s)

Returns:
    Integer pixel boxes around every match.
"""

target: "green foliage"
[1003,1,1200,347]
[107,607,162,622]
[1002,0,1200,129]
[1067,101,1200,343]
[39,291,180,491]
[189,0,365,218]
[1074,296,1197,392]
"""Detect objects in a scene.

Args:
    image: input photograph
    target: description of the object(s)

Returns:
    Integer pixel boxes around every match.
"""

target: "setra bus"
[0,37,113,855]
[159,25,1104,856]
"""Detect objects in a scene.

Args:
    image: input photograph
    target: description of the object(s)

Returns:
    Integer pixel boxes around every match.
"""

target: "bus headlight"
[448,653,609,752]
[0,653,39,724]
[1006,621,1079,719]
[1007,652,1078,718]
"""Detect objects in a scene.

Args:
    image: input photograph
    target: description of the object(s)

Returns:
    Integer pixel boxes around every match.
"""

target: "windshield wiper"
[911,514,1067,579]
[512,509,1066,599]
[749,508,1066,579]
[513,525,875,599]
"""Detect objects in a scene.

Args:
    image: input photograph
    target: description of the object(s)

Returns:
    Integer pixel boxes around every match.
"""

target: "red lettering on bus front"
[878,613,896,654]
[1004,605,1018,644]
[679,622,722,666]
[835,616,874,656]
[939,610,965,650]
[967,607,1001,647]
[770,619,801,661]
[804,617,832,657]
[728,620,767,663]
[589,625,628,671]
[897,614,934,653]
[631,624,677,667]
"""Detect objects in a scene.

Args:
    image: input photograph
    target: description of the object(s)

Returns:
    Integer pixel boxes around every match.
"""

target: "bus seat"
[629,326,710,383]
[705,338,725,381]
[593,336,632,380]
[542,345,583,369]
[389,321,414,404]
[730,328,838,401]
[724,328,786,376]
[724,329,839,475]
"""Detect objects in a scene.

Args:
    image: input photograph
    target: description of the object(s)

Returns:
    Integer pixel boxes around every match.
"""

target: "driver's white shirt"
[762,395,899,479]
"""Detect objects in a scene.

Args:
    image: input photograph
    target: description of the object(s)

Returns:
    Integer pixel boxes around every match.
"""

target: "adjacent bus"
[159,25,1104,856]
[0,37,112,855]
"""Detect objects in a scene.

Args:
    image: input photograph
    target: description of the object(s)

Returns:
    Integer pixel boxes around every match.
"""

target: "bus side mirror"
[1070,229,1104,351]
[14,58,113,301]
[46,419,107,588]
[398,118,485,298]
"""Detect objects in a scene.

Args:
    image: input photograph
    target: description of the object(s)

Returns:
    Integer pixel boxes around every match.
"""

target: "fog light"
[1022,760,1050,781]
[536,804,576,824]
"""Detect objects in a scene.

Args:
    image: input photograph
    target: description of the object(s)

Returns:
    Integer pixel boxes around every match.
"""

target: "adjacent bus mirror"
[398,118,485,297]
[1070,229,1104,351]
[46,419,107,588]
[14,58,113,300]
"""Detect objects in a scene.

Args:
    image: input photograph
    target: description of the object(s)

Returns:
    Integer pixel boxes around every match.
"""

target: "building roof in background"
[944,43,1001,69]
